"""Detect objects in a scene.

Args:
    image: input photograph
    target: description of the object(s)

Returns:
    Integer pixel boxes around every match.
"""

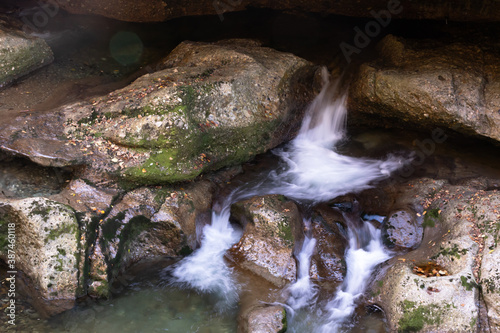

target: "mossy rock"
[65,40,316,184]
[0,197,82,317]
[0,27,53,87]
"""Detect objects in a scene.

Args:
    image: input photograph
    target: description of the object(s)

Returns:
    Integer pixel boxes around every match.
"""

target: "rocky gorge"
[0,1,500,332]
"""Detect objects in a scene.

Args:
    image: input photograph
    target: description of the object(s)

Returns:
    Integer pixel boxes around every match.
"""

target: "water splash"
[287,228,318,311]
[267,69,403,203]
[320,222,391,332]
[169,205,241,310]
[168,67,404,321]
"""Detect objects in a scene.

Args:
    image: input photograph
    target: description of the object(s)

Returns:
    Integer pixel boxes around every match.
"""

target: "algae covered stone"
[0,39,317,184]
[227,194,301,287]
[104,40,314,183]
[0,197,81,317]
[0,26,53,87]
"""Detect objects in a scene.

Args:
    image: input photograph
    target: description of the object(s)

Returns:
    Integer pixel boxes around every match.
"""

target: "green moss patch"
[45,223,78,243]
[0,217,10,253]
[460,275,479,291]
[278,308,287,333]
[398,300,443,332]
[277,218,294,247]
[423,208,440,228]
[431,244,468,261]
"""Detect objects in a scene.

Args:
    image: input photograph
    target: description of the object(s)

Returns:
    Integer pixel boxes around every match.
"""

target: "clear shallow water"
[48,285,238,333]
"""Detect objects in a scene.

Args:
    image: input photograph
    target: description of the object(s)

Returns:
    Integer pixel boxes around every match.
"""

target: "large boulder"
[227,195,301,287]
[88,181,215,297]
[0,25,53,87]
[41,0,500,22]
[0,197,83,317]
[368,184,500,332]
[0,39,317,184]
[349,35,500,143]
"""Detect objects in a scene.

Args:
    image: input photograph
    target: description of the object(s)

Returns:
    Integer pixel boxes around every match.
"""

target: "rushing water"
[169,68,405,331]
[319,223,391,332]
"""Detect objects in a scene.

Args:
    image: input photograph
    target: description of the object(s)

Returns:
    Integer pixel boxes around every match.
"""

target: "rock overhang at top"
[40,0,500,23]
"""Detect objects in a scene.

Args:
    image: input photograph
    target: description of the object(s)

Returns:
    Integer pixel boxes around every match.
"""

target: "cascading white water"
[169,67,405,327]
[286,229,318,312]
[267,69,402,203]
[170,202,241,310]
[285,218,392,333]
[320,223,391,332]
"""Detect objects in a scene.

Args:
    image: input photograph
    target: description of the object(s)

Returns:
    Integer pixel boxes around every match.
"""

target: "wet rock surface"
[349,35,500,143]
[0,197,82,317]
[367,179,500,332]
[310,206,347,283]
[242,304,287,333]
[0,39,317,184]
[381,208,423,251]
[0,153,72,198]
[87,180,217,297]
[0,23,53,87]
[228,194,301,287]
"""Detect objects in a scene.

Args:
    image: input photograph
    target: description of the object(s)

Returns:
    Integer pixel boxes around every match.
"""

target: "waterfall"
[169,201,241,310]
[320,223,391,332]
[168,67,404,327]
[286,225,318,311]
[267,68,403,203]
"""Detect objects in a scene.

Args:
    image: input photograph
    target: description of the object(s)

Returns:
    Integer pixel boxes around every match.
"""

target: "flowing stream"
[169,68,405,331]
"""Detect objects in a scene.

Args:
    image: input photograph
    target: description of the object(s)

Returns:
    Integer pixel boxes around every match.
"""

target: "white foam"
[169,67,403,322]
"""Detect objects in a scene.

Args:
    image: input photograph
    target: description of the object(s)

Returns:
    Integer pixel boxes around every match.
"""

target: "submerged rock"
[0,39,317,185]
[0,25,53,87]
[242,304,287,333]
[0,197,82,317]
[349,35,500,143]
[228,194,301,287]
[310,206,347,282]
